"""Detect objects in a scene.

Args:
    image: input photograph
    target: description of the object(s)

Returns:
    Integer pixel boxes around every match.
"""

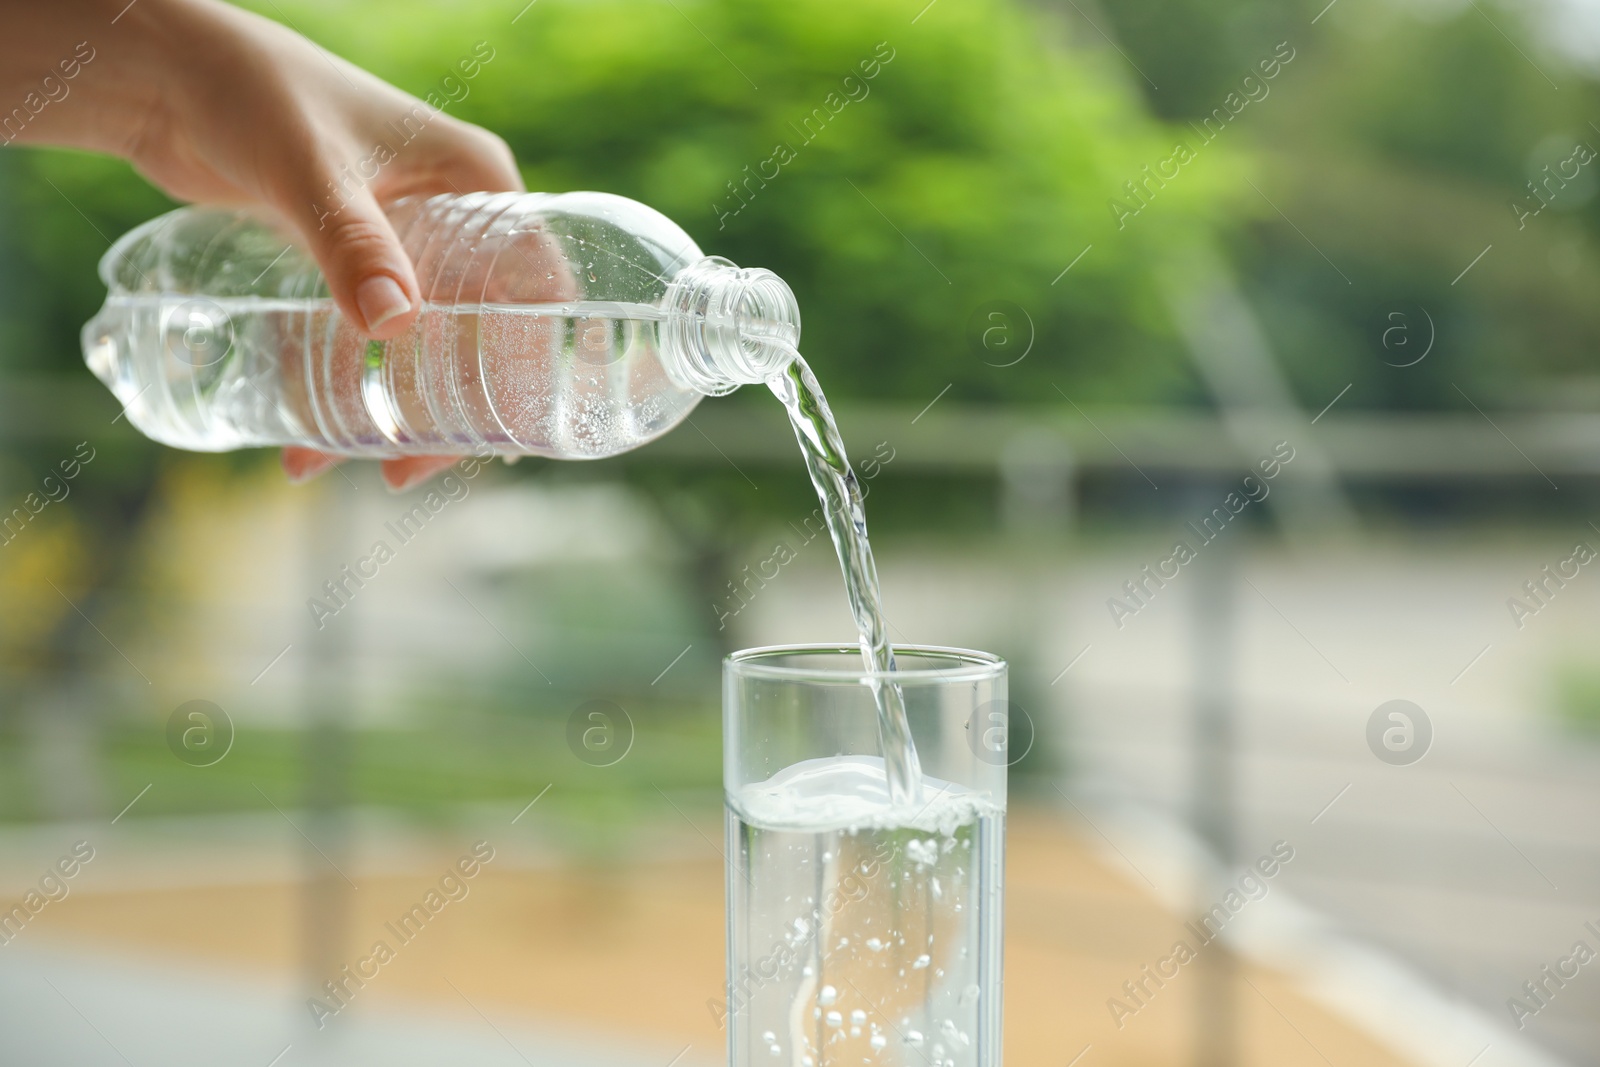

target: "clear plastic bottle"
[81,191,800,458]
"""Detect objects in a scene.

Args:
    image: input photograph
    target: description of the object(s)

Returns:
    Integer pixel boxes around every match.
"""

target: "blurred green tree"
[1098,0,1600,414]
[261,0,1237,407]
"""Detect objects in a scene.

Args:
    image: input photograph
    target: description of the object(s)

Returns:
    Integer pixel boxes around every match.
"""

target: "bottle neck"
[661,257,801,395]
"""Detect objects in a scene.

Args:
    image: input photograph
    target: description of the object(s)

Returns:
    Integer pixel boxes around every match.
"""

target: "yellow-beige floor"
[29,810,1416,1066]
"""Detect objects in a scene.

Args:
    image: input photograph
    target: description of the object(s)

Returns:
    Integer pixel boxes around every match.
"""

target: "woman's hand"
[4,0,522,490]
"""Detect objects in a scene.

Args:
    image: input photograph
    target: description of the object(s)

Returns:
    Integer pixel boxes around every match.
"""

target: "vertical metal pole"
[1190,530,1236,1067]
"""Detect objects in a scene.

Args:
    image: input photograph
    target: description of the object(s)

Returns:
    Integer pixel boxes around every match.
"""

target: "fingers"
[427,119,524,193]
[381,116,525,201]
[283,449,459,494]
[302,181,420,339]
[381,455,459,493]
[272,118,519,341]
[300,184,416,338]
[282,447,339,483]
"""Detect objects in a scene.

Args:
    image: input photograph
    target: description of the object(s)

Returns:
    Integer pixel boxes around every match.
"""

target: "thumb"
[300,185,420,340]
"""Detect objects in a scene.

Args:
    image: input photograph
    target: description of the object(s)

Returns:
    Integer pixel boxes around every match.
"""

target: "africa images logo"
[1366,700,1431,766]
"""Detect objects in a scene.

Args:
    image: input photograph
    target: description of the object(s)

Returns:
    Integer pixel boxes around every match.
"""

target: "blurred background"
[4,0,1600,1064]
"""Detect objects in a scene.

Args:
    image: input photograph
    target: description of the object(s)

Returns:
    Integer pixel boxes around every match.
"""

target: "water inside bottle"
[91,294,696,459]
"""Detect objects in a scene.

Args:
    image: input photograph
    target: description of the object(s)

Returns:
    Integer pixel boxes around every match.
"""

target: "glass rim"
[725,643,1005,683]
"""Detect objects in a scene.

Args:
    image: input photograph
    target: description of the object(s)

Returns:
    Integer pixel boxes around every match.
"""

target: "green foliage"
[1194,2,1600,412]
[0,713,720,832]
[1554,664,1600,739]
[5,0,1598,420]
[256,0,1235,407]
[1101,0,1298,120]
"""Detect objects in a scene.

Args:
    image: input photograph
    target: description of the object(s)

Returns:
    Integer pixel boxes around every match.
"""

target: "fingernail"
[356,274,412,332]
[382,466,426,494]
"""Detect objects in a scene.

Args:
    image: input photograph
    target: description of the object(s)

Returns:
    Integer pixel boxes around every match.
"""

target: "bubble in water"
[818,985,837,1006]
[870,1034,887,1051]
[762,1031,776,1044]
[906,838,938,865]
[825,1010,843,1028]
[163,298,234,369]
[850,1009,867,1025]
[960,983,981,1006]
[912,954,931,969]
[905,1030,924,1047]
[866,937,884,951]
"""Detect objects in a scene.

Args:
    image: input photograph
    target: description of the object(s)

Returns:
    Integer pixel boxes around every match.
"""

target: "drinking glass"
[722,644,1007,1067]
